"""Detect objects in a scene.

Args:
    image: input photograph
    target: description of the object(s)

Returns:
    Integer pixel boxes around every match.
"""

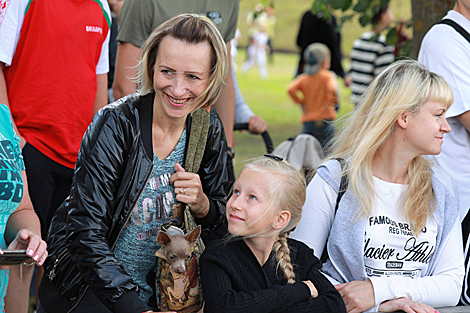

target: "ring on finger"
[179,188,186,195]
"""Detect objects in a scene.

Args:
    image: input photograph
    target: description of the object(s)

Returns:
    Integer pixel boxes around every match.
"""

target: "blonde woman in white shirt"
[291,60,464,313]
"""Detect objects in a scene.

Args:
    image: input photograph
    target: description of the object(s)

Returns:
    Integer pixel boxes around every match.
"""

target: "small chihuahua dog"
[156,225,201,274]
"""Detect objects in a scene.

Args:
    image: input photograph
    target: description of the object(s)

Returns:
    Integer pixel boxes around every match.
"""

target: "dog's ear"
[157,231,172,247]
[186,225,201,244]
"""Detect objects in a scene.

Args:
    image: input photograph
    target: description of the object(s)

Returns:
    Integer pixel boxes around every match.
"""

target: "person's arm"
[285,244,347,312]
[369,217,463,308]
[328,72,340,108]
[112,42,141,100]
[201,243,346,313]
[92,73,108,118]
[287,77,304,105]
[232,63,267,134]
[200,251,312,313]
[0,62,26,148]
[64,108,151,313]
[213,42,235,149]
[2,171,46,313]
[2,172,45,263]
[290,173,337,259]
[456,111,470,133]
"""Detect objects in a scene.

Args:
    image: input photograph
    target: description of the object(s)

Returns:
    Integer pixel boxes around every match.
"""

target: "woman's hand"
[336,280,375,313]
[0,229,47,270]
[378,297,437,313]
[170,162,210,218]
[303,280,318,298]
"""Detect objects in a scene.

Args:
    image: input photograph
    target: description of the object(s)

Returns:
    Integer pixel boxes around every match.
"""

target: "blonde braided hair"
[242,157,306,284]
[273,231,296,284]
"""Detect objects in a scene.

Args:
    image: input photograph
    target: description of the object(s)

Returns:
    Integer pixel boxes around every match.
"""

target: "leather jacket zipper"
[48,249,68,282]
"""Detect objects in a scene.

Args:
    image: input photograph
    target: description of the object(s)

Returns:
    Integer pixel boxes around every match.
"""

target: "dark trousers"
[301,120,335,149]
[22,143,73,239]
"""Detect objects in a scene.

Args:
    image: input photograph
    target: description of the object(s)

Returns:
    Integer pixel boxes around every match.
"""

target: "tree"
[312,0,454,56]
[411,0,454,55]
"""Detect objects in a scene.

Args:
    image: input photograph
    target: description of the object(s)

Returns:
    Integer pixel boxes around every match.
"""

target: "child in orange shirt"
[287,43,339,148]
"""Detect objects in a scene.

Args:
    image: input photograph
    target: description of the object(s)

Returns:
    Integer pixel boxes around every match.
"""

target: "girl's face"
[404,101,451,156]
[153,35,211,122]
[226,169,278,237]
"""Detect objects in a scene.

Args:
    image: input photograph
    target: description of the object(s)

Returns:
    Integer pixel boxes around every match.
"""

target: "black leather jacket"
[39,93,233,313]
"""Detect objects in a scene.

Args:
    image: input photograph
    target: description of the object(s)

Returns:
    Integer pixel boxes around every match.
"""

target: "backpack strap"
[438,19,470,44]
[320,158,348,264]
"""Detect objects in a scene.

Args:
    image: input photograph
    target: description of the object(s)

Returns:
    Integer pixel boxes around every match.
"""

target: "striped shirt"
[349,31,395,105]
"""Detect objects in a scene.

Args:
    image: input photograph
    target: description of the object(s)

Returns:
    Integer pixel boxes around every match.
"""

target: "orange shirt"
[287,69,338,123]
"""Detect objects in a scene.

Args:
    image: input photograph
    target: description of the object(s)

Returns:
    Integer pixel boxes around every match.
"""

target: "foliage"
[311,0,412,55]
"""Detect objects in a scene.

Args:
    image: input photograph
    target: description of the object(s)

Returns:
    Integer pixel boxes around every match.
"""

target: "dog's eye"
[186,254,191,260]
[169,256,175,261]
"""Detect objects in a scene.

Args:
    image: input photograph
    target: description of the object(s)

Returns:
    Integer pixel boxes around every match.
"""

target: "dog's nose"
[175,266,185,274]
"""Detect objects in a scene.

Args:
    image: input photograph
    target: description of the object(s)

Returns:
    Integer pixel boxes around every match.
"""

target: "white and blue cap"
[303,43,330,75]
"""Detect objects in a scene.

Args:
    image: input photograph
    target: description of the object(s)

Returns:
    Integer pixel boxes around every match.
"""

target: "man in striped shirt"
[349,5,395,105]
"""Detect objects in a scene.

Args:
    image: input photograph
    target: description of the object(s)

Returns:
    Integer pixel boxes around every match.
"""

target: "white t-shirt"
[364,177,437,282]
[291,173,464,309]
[418,10,470,220]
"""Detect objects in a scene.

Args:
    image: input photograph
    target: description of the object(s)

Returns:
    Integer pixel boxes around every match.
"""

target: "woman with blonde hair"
[291,60,464,313]
[200,156,346,313]
[37,14,233,313]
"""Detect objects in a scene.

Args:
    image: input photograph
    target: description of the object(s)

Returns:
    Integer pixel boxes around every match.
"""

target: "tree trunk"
[411,0,454,56]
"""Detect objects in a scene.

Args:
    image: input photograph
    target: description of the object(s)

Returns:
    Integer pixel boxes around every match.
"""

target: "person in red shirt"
[0,0,110,309]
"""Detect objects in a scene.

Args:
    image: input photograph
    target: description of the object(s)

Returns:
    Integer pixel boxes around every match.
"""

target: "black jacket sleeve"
[64,107,151,313]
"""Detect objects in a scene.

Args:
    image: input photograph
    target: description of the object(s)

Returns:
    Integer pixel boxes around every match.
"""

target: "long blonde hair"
[242,157,306,284]
[136,14,228,109]
[328,60,453,235]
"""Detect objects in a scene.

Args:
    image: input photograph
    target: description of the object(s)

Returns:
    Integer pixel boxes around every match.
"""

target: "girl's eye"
[436,114,443,118]
[233,189,240,196]
[161,70,173,75]
[188,74,200,80]
[249,195,257,200]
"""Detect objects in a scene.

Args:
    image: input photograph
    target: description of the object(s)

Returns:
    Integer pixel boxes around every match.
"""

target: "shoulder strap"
[183,107,210,253]
[320,158,348,264]
[185,107,211,174]
[438,19,470,44]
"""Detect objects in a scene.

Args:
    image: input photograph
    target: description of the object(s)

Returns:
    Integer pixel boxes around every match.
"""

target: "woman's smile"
[153,36,211,121]
[166,94,191,107]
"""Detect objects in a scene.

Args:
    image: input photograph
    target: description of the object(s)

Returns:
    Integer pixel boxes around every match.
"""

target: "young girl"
[291,60,464,313]
[200,156,346,313]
